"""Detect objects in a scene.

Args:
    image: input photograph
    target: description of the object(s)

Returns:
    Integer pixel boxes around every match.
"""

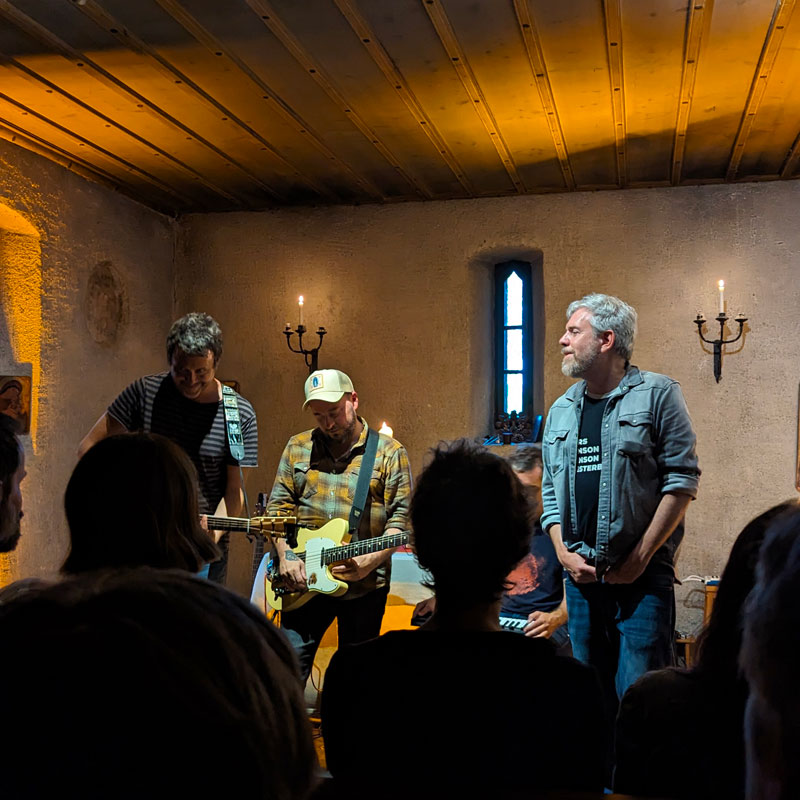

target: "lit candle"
[379,421,394,437]
[298,295,304,327]
[718,280,725,315]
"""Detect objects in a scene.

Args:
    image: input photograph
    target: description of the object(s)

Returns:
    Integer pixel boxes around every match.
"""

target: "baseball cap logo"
[312,375,323,389]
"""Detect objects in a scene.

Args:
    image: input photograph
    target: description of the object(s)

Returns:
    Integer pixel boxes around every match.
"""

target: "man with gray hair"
[541,293,699,716]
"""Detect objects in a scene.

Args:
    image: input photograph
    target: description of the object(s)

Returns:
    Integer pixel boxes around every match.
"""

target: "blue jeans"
[565,578,674,701]
[566,578,674,784]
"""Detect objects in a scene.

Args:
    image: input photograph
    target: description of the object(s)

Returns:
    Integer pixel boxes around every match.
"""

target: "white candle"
[717,280,725,315]
[298,295,304,326]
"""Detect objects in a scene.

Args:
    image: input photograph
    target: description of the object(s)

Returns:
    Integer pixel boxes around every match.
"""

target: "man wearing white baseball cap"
[266,368,412,683]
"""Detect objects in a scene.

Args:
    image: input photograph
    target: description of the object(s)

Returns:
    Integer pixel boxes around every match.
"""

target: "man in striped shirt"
[267,369,411,683]
[77,312,258,583]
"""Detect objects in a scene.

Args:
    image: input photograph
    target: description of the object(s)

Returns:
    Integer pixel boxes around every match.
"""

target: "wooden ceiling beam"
[333,0,473,196]
[0,0,255,206]
[0,93,196,208]
[727,0,796,180]
[153,0,376,202]
[512,0,575,191]
[421,0,525,193]
[0,53,235,207]
[672,0,711,185]
[603,0,627,188]
[244,0,431,200]
[65,0,307,203]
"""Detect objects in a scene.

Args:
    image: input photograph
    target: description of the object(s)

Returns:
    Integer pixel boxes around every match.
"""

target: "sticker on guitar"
[266,519,410,613]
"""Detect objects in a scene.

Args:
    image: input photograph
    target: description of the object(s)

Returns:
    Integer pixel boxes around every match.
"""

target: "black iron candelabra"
[693,312,747,383]
[284,323,327,374]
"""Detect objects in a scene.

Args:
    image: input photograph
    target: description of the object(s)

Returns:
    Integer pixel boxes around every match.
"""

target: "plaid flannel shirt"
[266,418,412,597]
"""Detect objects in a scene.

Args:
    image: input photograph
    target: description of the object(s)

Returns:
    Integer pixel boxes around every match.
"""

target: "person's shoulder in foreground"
[322,629,604,793]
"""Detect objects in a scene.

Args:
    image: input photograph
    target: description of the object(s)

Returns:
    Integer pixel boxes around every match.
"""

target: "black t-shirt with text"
[574,395,607,552]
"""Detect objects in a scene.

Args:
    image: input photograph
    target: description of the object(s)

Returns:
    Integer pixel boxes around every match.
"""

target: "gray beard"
[561,345,600,378]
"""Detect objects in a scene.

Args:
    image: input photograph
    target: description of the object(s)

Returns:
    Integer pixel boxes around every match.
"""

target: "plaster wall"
[0,139,174,581]
[178,181,800,624]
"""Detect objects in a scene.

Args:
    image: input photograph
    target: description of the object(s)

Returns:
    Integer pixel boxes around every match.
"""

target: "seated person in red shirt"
[321,438,604,795]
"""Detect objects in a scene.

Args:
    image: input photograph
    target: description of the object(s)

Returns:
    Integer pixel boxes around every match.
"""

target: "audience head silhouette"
[695,500,798,681]
[0,568,316,799]
[411,438,531,605]
[742,503,800,800]
[62,432,219,573]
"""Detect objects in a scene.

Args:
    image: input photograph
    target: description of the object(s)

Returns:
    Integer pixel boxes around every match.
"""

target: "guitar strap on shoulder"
[221,384,245,463]
[348,427,379,534]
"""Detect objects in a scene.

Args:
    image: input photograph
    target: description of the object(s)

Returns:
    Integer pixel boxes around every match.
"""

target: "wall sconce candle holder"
[284,323,327,374]
[693,312,747,383]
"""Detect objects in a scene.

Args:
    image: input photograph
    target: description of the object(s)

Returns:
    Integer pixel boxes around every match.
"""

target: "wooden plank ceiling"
[0,0,798,215]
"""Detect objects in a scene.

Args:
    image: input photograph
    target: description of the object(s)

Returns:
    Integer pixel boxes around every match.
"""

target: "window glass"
[506,373,523,414]
[505,271,523,326]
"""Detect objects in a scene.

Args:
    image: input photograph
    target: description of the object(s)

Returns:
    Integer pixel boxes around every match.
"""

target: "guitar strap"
[221,384,245,463]
[348,427,379,534]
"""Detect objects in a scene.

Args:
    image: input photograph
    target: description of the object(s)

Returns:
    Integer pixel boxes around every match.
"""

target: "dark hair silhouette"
[63,432,219,574]
[411,438,531,604]
[0,568,316,798]
[694,500,798,683]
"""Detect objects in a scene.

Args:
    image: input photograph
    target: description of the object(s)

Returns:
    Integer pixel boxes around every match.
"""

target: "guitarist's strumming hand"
[278,550,307,592]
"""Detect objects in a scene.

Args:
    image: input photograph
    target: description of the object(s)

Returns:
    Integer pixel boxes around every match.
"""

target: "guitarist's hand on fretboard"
[199,515,225,544]
[330,549,391,582]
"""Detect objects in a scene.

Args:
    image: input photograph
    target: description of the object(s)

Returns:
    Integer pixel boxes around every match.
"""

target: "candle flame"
[379,421,394,437]
[298,295,304,306]
[718,280,724,290]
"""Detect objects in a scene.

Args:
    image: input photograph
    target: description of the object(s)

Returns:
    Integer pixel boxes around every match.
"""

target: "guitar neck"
[318,531,410,565]
[205,515,298,536]
[206,515,251,532]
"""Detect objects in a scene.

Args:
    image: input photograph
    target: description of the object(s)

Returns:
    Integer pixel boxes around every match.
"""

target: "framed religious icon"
[0,376,31,434]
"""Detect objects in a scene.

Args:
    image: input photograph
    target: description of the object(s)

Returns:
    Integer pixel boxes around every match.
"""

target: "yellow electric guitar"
[265,519,410,613]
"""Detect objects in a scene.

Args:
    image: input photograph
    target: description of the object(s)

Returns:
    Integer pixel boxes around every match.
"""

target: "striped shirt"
[266,418,411,597]
[108,373,258,514]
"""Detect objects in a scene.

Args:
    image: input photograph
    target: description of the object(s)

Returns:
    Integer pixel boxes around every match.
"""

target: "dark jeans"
[565,578,674,700]
[565,577,675,784]
[280,585,390,684]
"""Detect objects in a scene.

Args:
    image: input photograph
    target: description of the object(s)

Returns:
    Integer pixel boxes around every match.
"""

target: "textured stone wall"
[0,139,174,581]
[177,182,800,626]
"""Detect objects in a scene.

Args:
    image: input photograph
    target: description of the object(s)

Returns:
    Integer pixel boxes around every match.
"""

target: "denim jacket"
[541,366,700,576]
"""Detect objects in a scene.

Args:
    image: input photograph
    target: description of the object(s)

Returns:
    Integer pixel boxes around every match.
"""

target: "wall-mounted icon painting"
[0,376,31,434]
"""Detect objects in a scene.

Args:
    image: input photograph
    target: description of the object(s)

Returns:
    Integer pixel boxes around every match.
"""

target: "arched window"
[492,259,543,442]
